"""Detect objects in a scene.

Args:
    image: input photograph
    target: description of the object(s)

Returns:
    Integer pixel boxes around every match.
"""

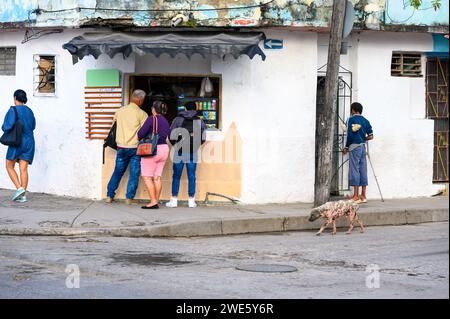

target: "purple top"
[137,114,170,145]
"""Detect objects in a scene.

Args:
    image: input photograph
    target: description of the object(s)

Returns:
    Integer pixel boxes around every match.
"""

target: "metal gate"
[316,65,353,195]
[426,57,449,183]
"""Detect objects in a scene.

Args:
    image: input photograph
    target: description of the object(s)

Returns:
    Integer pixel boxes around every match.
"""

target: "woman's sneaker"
[16,195,28,203]
[188,197,197,208]
[165,197,178,208]
[12,187,26,201]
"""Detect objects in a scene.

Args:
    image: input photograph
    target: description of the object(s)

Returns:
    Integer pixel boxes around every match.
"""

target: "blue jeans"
[172,161,197,198]
[349,145,368,187]
[107,148,141,199]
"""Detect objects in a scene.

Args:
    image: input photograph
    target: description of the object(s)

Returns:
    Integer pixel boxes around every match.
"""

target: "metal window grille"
[316,64,353,195]
[33,55,56,95]
[0,47,16,76]
[427,57,449,183]
[391,52,422,77]
[433,119,449,183]
[426,57,449,119]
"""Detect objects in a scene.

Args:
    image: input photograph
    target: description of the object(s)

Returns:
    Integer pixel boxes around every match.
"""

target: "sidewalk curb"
[0,208,448,238]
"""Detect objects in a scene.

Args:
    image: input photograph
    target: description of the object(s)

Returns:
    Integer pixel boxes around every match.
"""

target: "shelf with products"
[178,97,219,130]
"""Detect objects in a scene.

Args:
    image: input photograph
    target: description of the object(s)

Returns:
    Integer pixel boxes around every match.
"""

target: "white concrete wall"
[132,30,318,204]
[212,30,318,203]
[318,31,442,200]
[1,28,440,202]
[0,29,134,199]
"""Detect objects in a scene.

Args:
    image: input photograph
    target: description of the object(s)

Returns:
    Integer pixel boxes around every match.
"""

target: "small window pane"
[0,47,16,76]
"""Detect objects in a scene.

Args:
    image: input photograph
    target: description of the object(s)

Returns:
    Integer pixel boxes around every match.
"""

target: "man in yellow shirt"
[105,90,148,204]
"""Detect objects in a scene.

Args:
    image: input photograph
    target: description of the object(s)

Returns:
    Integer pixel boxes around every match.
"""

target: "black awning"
[62,32,266,64]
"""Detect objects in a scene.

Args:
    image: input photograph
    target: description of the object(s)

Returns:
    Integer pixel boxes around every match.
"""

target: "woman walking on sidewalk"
[1,90,36,203]
[138,101,170,209]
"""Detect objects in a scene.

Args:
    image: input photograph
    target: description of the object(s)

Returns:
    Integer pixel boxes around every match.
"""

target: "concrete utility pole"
[314,0,347,207]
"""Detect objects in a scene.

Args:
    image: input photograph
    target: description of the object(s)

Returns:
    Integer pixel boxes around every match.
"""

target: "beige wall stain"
[102,122,242,202]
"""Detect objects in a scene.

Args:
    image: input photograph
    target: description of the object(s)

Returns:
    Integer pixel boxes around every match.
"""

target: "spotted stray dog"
[309,200,364,236]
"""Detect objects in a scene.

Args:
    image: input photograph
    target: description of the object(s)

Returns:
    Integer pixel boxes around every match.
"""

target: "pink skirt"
[140,144,169,177]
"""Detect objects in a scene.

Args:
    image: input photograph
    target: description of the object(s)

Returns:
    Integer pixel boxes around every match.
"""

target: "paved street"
[0,222,448,299]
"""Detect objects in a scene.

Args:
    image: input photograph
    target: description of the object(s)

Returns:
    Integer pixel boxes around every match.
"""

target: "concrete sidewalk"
[0,189,448,237]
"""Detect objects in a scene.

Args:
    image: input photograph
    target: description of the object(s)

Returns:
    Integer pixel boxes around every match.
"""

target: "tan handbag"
[137,115,158,157]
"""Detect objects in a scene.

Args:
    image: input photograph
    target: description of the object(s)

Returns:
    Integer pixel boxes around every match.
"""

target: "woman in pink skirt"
[137,101,170,209]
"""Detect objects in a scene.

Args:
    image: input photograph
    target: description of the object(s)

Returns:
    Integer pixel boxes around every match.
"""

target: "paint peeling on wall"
[0,0,448,32]
[353,0,385,30]
[0,0,33,23]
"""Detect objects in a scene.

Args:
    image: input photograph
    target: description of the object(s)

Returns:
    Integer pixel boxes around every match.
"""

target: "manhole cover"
[38,221,71,228]
[81,222,100,227]
[236,264,298,273]
[121,221,145,227]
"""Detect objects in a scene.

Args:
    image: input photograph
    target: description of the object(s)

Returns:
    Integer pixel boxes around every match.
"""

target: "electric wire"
[32,0,276,14]
[386,0,417,24]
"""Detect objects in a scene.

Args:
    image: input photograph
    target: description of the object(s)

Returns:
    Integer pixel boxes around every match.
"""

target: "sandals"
[345,195,368,204]
[354,198,368,204]
[141,204,159,209]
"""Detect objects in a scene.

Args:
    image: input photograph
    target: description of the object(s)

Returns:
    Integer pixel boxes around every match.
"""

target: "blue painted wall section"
[0,0,448,32]
[433,34,449,51]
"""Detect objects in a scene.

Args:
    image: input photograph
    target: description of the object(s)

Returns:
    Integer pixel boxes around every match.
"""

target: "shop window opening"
[129,75,221,130]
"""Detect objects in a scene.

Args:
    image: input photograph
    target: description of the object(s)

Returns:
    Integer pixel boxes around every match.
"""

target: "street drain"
[121,221,146,227]
[236,264,298,273]
[38,221,71,228]
[148,220,167,226]
[65,237,107,243]
[110,253,191,266]
[81,222,100,227]
[0,218,21,225]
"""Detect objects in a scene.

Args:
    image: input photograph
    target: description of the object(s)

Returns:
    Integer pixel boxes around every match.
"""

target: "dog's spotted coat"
[309,200,364,236]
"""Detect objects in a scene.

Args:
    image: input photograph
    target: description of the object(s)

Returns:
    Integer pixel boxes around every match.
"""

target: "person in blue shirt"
[1,90,36,203]
[343,102,373,204]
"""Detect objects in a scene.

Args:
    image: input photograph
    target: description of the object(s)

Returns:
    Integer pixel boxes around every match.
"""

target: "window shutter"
[85,86,122,140]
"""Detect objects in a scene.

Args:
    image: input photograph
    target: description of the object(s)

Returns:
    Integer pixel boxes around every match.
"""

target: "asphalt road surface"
[0,222,448,299]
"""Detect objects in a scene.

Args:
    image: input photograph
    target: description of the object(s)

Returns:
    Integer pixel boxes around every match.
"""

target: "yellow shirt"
[114,102,148,148]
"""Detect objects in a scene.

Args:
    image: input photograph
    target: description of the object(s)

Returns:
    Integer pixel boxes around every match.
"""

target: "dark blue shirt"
[345,115,373,148]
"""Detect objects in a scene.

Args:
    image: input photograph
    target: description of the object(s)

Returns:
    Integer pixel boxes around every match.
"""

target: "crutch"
[365,142,384,202]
